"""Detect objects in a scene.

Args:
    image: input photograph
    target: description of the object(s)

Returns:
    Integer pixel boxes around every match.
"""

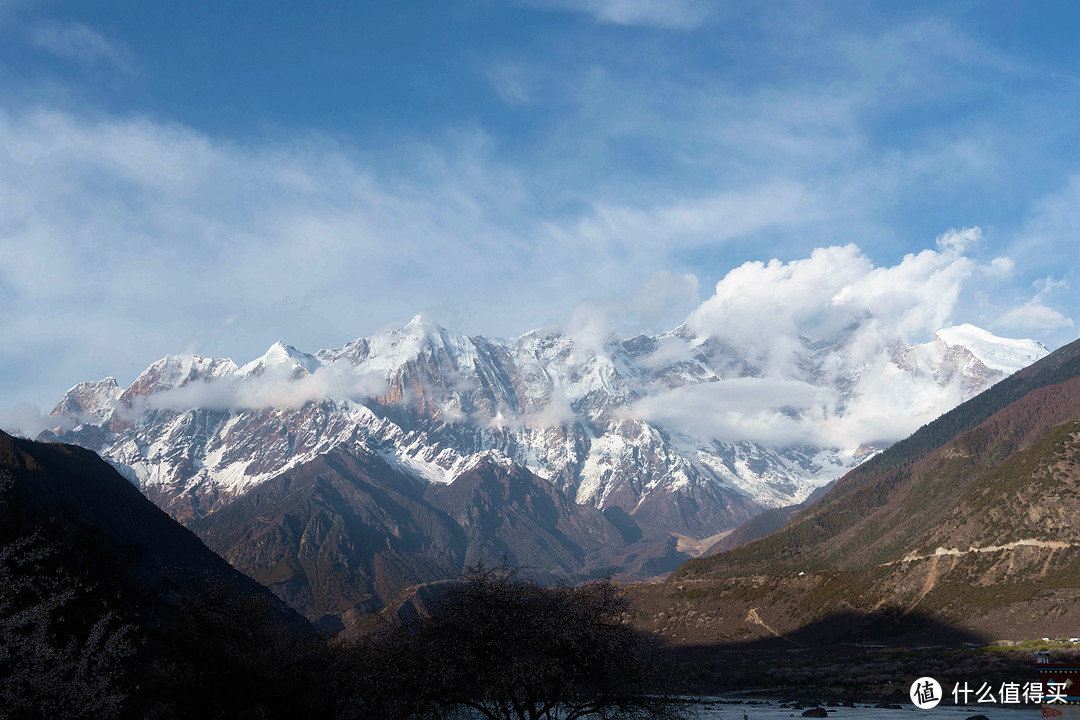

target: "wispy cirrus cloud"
[561,180,826,251]
[29,21,134,74]
[521,0,714,29]
[0,108,533,408]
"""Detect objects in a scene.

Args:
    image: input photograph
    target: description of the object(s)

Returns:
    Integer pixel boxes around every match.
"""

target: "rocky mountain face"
[40,316,1046,617]
[633,337,1080,646]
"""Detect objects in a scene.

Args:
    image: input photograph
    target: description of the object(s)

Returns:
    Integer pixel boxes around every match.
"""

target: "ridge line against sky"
[0,0,1077,419]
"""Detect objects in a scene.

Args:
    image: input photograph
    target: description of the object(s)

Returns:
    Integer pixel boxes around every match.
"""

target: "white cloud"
[523,0,713,29]
[145,362,388,413]
[29,22,134,73]
[684,243,973,377]
[999,274,1074,331]
[636,335,693,369]
[987,256,1015,278]
[631,377,830,447]
[523,388,577,429]
[563,270,698,354]
[631,363,968,451]
[936,226,982,254]
[0,403,68,438]
[629,242,987,450]
[999,301,1074,331]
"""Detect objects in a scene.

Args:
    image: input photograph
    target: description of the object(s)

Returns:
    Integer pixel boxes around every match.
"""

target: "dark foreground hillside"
[0,429,336,718]
[0,429,682,719]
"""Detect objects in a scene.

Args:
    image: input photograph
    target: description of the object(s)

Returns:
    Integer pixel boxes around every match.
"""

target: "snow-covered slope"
[935,323,1048,373]
[238,341,321,378]
[43,317,1047,543]
[50,377,121,424]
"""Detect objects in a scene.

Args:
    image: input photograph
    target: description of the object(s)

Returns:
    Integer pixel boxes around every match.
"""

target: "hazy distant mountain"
[40,316,1046,616]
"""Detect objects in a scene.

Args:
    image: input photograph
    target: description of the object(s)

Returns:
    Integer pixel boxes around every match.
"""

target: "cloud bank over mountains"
[1,237,1049,459]
[626,235,1037,450]
[145,363,389,416]
[686,242,970,372]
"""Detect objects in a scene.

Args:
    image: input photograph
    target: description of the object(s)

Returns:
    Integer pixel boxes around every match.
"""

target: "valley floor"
[683,698,1039,720]
[669,642,1066,706]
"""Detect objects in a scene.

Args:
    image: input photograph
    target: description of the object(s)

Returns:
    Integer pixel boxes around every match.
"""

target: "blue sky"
[0,0,1078,425]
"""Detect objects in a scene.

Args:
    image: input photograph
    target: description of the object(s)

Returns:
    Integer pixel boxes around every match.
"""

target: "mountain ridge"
[31,317,1051,617]
[42,318,1045,523]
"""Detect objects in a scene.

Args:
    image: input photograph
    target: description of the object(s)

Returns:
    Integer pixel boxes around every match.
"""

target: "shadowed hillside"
[0,430,332,718]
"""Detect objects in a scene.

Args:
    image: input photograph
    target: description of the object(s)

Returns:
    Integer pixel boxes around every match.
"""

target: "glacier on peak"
[935,323,1048,373]
[239,341,322,378]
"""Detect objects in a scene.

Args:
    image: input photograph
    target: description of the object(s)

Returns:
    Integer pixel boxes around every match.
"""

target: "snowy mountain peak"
[935,324,1049,374]
[397,313,474,354]
[121,354,239,403]
[318,315,481,380]
[50,377,122,422]
[404,312,440,335]
[239,341,322,378]
[43,314,1051,543]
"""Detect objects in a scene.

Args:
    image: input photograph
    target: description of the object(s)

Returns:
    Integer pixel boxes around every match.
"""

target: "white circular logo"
[910,677,943,709]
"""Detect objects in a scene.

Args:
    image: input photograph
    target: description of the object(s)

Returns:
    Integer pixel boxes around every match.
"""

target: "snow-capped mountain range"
[44,316,1047,543]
